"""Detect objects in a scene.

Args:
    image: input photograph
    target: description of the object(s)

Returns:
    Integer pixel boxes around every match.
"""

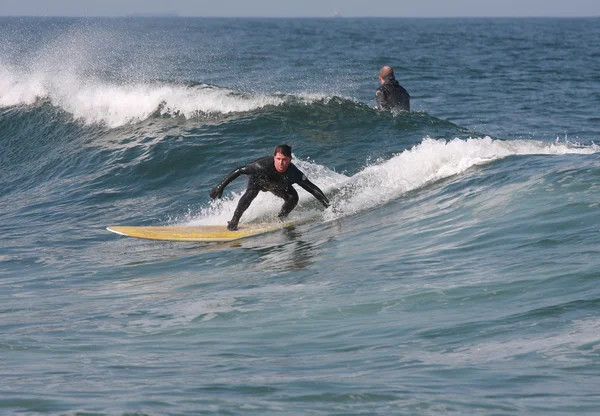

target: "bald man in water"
[376,66,410,112]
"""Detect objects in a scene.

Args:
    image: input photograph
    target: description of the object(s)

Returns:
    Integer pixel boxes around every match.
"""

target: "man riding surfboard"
[210,145,330,231]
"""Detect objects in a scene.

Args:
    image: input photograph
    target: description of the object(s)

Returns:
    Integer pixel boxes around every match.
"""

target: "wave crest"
[0,66,289,127]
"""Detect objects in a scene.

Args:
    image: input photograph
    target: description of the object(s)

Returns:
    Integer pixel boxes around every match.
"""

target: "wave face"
[1,17,600,415]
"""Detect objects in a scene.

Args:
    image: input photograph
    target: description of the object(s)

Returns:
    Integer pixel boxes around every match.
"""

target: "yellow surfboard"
[106,221,299,242]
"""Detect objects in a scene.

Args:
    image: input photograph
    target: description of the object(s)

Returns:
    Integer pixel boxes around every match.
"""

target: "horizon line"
[1,14,599,19]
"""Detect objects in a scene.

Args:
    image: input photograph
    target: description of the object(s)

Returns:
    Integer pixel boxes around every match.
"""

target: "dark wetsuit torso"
[376,76,410,112]
[214,156,329,228]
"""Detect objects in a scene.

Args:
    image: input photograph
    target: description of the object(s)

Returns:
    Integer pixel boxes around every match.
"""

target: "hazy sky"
[1,0,600,17]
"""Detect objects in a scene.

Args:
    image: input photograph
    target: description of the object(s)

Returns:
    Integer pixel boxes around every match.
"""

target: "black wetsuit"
[376,75,410,111]
[210,156,329,230]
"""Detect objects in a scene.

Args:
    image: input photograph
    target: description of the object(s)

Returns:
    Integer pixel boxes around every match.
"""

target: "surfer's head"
[379,65,395,84]
[273,144,292,173]
[274,144,292,158]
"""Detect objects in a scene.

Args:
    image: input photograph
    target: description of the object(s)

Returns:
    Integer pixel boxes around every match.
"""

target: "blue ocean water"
[1,16,600,415]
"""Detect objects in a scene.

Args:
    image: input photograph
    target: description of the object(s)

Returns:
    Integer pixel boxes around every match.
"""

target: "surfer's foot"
[277,212,288,222]
[227,221,238,231]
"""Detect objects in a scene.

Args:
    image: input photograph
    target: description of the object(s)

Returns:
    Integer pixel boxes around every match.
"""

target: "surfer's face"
[274,152,292,173]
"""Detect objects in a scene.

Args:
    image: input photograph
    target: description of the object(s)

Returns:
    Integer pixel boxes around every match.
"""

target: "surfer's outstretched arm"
[297,179,330,208]
[210,165,253,199]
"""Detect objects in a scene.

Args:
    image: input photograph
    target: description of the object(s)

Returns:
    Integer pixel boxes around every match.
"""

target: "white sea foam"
[0,64,49,106]
[410,316,600,366]
[0,62,286,127]
[0,22,294,127]
[326,137,600,218]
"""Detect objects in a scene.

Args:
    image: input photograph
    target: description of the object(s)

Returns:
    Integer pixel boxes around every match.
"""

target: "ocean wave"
[0,64,384,129]
[328,137,600,217]
[183,137,599,226]
[1,59,448,134]
[0,65,289,127]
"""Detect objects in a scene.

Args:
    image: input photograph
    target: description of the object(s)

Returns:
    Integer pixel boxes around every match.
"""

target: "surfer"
[376,65,410,112]
[209,144,330,231]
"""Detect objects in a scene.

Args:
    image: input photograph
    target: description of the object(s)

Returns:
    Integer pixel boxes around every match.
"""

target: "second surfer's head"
[378,65,395,84]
